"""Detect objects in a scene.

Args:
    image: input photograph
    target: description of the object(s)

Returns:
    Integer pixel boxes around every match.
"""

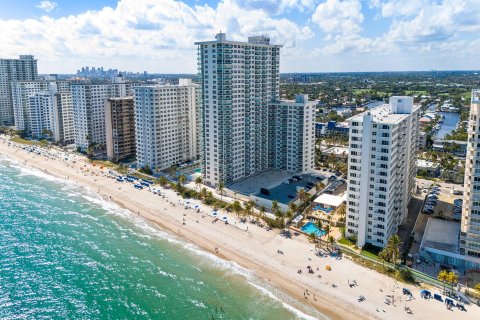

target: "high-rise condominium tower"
[195,33,281,186]
[346,97,420,248]
[11,80,70,135]
[71,80,132,151]
[0,55,38,126]
[461,89,480,260]
[134,79,197,172]
[105,97,136,162]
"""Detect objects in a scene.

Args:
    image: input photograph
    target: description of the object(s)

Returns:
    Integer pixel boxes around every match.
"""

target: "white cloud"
[36,1,57,12]
[384,0,480,46]
[233,0,316,14]
[380,0,427,17]
[0,0,313,73]
[311,0,363,35]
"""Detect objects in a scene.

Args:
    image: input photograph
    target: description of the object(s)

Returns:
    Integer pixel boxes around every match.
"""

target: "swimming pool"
[300,222,326,237]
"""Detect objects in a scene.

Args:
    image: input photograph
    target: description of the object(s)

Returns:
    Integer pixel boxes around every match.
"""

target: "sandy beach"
[1,136,478,320]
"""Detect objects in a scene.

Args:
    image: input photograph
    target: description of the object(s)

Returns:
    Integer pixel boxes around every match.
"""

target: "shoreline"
[2,137,478,320]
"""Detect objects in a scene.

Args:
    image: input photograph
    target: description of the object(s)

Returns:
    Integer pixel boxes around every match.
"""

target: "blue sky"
[0,0,479,73]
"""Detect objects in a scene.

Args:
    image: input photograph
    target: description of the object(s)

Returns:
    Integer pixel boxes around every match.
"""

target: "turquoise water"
[300,222,326,237]
[0,156,322,319]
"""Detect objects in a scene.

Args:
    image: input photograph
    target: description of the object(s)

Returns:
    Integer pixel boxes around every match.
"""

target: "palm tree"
[217,182,225,201]
[328,235,335,251]
[309,232,316,244]
[178,174,186,185]
[447,271,459,294]
[438,270,449,294]
[474,283,480,294]
[386,235,402,264]
[194,176,202,190]
[297,189,308,203]
[271,200,280,216]
[378,249,388,269]
[324,224,331,241]
[168,165,177,178]
[288,202,298,214]
[315,182,325,192]
[158,175,168,187]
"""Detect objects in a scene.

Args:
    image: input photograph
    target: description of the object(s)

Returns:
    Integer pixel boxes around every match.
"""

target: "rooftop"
[321,146,348,156]
[416,159,440,169]
[195,33,282,48]
[313,193,346,207]
[421,219,460,254]
[347,96,420,125]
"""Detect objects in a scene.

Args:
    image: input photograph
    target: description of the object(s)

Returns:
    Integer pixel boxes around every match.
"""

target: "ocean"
[0,155,323,320]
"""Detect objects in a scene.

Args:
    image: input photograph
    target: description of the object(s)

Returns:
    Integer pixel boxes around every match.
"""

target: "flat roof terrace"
[254,174,325,205]
[420,219,460,254]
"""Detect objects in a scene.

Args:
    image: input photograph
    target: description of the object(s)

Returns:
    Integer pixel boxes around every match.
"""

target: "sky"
[0,0,479,74]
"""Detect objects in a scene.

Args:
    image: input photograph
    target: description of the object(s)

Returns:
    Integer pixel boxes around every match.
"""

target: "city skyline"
[1,0,479,74]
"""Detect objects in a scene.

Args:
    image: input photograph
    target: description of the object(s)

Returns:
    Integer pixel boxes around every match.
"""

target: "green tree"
[271,200,280,216]
[378,248,388,269]
[386,235,402,264]
[474,283,480,294]
[447,271,459,294]
[438,270,449,294]
[315,182,325,192]
[328,235,335,251]
[297,189,309,203]
[158,176,168,187]
[231,200,243,218]
[288,202,298,214]
[217,182,225,201]
[194,176,202,190]
[178,174,186,186]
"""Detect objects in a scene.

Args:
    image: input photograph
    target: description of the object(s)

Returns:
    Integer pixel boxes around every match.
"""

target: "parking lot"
[409,180,463,254]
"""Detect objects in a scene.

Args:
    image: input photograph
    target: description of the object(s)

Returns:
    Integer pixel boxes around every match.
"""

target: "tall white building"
[71,81,132,150]
[346,97,420,248]
[461,89,480,260]
[0,55,38,126]
[28,92,55,139]
[134,79,197,172]
[268,94,315,172]
[11,80,69,134]
[52,91,75,144]
[195,33,282,186]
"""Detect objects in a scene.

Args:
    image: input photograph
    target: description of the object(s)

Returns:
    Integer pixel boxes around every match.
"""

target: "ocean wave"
[76,193,321,320]
[0,154,322,320]
[248,282,323,320]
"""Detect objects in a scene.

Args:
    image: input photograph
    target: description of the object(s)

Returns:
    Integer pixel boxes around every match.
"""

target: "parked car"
[423,208,434,214]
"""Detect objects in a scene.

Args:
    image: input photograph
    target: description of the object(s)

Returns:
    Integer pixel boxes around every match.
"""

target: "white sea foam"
[188,298,207,309]
[248,282,323,320]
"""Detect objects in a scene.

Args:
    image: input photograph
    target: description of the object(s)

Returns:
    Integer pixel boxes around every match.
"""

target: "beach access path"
[1,136,479,320]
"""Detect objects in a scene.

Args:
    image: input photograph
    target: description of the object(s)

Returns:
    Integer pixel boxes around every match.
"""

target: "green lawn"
[11,136,48,147]
[338,237,355,247]
[405,90,427,96]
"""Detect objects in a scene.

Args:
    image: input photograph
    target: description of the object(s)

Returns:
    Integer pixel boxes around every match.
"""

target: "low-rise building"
[416,159,440,178]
